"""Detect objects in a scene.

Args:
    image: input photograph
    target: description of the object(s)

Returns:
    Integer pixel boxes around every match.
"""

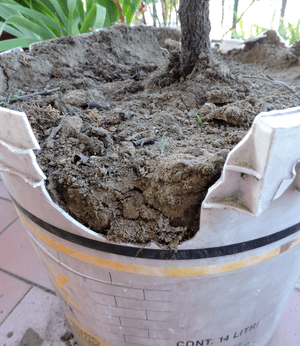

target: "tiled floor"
[0,175,299,346]
[0,177,74,346]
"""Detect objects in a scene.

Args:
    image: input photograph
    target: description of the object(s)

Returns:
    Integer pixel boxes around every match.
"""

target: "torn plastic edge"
[225,165,262,179]
[2,166,166,250]
[0,46,24,56]
[203,198,254,217]
[0,140,46,182]
[0,139,32,153]
[0,107,40,150]
[0,163,43,188]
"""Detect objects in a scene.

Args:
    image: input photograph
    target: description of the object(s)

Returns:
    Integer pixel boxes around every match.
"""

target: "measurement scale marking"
[93,291,172,303]
[98,304,172,312]
[102,321,170,333]
[106,330,171,341]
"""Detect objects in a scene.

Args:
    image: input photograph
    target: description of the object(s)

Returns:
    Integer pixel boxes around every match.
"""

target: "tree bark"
[279,0,288,29]
[179,0,211,76]
[232,0,239,29]
[280,0,288,19]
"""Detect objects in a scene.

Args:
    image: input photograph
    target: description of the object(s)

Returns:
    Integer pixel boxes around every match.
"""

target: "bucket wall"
[1,106,300,346]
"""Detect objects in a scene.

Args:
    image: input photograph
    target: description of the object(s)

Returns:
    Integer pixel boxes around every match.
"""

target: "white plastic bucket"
[1,106,300,346]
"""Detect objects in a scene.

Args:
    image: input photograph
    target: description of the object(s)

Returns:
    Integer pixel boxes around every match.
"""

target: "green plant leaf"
[85,0,94,12]
[1,21,41,39]
[122,0,130,15]
[67,0,77,34]
[79,3,96,32]
[45,0,69,34]
[94,3,106,28]
[72,14,80,33]
[6,15,57,39]
[76,0,85,22]
[28,0,56,19]
[0,1,21,20]
[122,0,141,25]
[80,3,106,33]
[58,0,69,15]
[0,21,6,37]
[95,0,117,27]
[239,16,245,38]
[0,37,38,51]
[270,9,276,28]
[0,2,39,38]
[1,3,61,34]
[296,20,300,43]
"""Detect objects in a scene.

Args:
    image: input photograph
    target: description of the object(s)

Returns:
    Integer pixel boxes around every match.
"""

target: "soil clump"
[1,25,300,249]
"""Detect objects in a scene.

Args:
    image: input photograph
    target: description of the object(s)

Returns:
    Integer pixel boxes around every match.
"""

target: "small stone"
[198,51,207,60]
[109,152,118,161]
[164,38,181,51]
[206,87,236,104]
[178,102,185,110]
[291,40,300,56]
[87,109,103,125]
[205,105,245,125]
[200,102,217,115]
[60,331,74,342]
[45,139,54,149]
[60,116,83,139]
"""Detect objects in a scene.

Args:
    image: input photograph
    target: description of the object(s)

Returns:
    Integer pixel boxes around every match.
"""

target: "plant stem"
[5,87,60,104]
[168,0,173,26]
[111,0,125,24]
[153,2,161,27]
[173,0,178,26]
[160,0,166,26]
[241,74,295,92]
[54,12,63,37]
[223,0,255,38]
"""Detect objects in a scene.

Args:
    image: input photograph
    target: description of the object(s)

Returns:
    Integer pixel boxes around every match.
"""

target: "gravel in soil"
[1,26,300,249]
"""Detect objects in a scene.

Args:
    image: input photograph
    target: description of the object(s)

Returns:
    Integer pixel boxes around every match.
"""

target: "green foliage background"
[0,0,141,51]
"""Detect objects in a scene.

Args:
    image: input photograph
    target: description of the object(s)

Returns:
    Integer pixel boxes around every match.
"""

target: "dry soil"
[1,26,300,249]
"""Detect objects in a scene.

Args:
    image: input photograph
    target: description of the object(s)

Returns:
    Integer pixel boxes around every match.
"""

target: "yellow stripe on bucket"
[18,212,300,277]
[67,313,113,346]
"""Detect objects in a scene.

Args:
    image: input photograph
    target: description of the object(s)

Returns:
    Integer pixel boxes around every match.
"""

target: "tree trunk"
[232,0,239,29]
[280,0,288,19]
[221,0,225,28]
[279,0,288,29]
[179,0,211,76]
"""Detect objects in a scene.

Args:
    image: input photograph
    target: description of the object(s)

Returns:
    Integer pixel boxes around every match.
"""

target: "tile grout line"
[0,267,56,296]
[0,286,33,327]
[0,217,19,235]
[0,196,12,202]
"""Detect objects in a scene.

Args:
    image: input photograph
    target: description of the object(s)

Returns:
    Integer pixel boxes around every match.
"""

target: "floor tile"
[0,286,75,346]
[267,290,300,346]
[0,218,53,290]
[0,199,18,234]
[0,180,11,201]
[0,271,31,325]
